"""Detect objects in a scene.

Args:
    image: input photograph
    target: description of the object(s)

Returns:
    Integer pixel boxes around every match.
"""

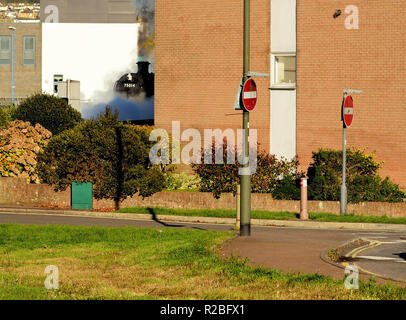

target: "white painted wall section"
[42,23,139,107]
[270,90,296,159]
[270,0,297,160]
[271,0,296,53]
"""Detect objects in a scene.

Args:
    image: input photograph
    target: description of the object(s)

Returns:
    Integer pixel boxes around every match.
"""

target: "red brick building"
[155,0,406,189]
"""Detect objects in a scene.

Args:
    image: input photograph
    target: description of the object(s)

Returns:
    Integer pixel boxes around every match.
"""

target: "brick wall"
[155,0,406,189]
[1,178,405,217]
[297,0,406,189]
[155,0,271,153]
[0,178,71,208]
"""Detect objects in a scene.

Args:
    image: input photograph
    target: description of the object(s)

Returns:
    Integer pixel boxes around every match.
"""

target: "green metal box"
[71,182,93,210]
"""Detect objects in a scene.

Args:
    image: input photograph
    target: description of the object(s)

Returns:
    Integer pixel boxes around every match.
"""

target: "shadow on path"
[147,208,207,231]
[393,252,406,261]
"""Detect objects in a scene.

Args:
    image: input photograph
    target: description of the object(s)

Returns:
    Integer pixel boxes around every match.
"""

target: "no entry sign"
[241,78,257,112]
[342,95,354,128]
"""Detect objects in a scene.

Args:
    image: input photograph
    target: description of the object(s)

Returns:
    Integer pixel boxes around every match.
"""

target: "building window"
[0,36,11,65]
[271,54,296,88]
[23,36,35,65]
[53,74,63,93]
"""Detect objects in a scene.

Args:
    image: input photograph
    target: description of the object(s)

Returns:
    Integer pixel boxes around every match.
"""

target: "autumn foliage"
[192,140,298,199]
[0,120,52,183]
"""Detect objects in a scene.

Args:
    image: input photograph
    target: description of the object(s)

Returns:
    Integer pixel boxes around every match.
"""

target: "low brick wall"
[0,178,71,208]
[1,178,406,217]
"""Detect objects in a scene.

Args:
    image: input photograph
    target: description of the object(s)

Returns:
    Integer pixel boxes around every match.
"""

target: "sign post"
[241,78,257,112]
[340,89,362,215]
[240,0,251,236]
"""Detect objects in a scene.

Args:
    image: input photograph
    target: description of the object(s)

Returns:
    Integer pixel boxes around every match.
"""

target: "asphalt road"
[0,212,231,231]
[0,211,405,283]
[344,234,406,282]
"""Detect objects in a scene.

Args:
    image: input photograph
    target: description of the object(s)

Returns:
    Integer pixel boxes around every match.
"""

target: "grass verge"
[0,224,405,300]
[116,207,406,225]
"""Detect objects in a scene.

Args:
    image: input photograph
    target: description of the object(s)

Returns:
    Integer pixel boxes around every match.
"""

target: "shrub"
[13,93,83,135]
[272,174,301,200]
[192,139,298,199]
[252,151,299,194]
[0,105,15,128]
[164,173,201,191]
[36,107,165,209]
[136,125,176,174]
[0,120,52,183]
[192,140,239,198]
[307,148,405,203]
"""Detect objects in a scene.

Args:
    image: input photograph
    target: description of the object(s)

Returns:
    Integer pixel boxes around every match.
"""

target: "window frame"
[271,53,296,89]
[0,35,11,66]
[23,35,36,66]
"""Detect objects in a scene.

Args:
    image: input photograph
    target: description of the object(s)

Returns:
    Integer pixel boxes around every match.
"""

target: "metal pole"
[10,27,15,103]
[340,126,347,215]
[240,0,251,236]
[340,92,347,215]
[235,185,241,230]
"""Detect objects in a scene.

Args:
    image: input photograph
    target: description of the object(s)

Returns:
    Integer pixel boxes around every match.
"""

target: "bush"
[13,93,82,135]
[348,176,405,203]
[164,173,201,191]
[252,151,299,194]
[0,120,52,183]
[307,148,405,203]
[192,139,298,199]
[192,140,239,198]
[272,174,301,200]
[36,107,165,209]
[136,125,176,174]
[0,105,15,128]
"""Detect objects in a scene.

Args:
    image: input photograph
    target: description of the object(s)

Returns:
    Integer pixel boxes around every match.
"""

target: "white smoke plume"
[133,0,155,64]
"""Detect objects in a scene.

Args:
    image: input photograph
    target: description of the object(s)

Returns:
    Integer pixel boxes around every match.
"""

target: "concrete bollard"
[300,178,309,220]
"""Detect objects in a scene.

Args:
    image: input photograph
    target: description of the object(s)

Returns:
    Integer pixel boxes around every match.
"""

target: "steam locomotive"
[114,61,154,100]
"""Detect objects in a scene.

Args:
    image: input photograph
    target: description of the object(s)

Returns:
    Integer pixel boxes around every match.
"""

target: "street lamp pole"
[240,0,251,236]
[9,26,16,104]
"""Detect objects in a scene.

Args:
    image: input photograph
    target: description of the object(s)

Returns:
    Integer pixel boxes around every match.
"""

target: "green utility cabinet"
[71,182,93,210]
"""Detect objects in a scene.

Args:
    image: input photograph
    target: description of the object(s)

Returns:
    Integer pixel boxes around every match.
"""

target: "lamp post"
[8,26,16,104]
[240,0,251,236]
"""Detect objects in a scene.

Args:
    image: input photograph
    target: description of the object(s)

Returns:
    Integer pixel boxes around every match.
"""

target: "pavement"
[0,207,405,283]
[221,228,406,283]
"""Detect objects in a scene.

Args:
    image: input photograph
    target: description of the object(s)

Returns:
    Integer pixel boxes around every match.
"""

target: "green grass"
[1,224,405,300]
[116,207,406,225]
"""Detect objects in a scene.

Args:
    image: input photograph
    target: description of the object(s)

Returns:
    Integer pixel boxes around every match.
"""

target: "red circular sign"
[343,95,354,128]
[242,79,257,112]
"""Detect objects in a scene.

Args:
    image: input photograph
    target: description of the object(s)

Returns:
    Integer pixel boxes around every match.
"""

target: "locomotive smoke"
[82,0,155,121]
[133,0,155,64]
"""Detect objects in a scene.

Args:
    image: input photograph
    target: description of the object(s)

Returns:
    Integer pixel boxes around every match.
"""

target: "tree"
[0,120,52,183]
[36,108,165,209]
[13,93,83,135]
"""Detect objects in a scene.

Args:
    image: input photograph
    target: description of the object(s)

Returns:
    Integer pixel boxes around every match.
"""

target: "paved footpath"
[0,210,405,283]
[221,227,406,282]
